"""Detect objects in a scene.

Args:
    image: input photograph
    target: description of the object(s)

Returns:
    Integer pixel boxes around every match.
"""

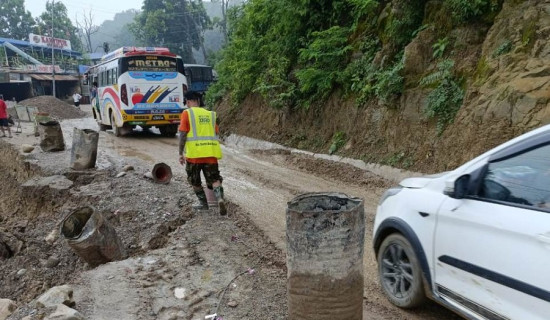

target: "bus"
[87,47,188,137]
[183,64,215,93]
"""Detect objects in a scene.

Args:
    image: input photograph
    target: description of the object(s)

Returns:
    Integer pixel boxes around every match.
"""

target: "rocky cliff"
[217,0,550,173]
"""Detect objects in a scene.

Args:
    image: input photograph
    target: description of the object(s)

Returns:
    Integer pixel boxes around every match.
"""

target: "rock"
[174,287,186,299]
[44,304,84,320]
[16,269,27,277]
[45,229,59,245]
[22,175,73,192]
[123,165,135,172]
[0,299,17,320]
[144,172,153,179]
[116,172,126,178]
[45,256,60,268]
[227,300,239,308]
[0,239,10,260]
[36,285,75,309]
[21,144,35,153]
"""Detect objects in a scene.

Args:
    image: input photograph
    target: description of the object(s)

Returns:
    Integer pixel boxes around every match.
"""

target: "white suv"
[373,124,550,320]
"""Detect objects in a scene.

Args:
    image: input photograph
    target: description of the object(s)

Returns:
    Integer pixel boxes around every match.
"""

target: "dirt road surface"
[2,105,461,319]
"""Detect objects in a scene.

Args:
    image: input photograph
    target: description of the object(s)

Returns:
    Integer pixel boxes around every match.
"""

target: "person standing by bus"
[0,95,12,138]
[178,91,226,215]
[72,92,82,108]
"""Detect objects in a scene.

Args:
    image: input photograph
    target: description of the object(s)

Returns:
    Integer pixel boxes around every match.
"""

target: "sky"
[24,0,142,26]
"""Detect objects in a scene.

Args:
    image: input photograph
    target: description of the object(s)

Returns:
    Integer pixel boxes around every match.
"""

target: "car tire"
[377,233,427,308]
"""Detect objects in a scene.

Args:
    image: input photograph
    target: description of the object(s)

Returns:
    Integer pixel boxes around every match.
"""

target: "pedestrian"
[178,91,226,215]
[72,92,82,108]
[0,95,12,138]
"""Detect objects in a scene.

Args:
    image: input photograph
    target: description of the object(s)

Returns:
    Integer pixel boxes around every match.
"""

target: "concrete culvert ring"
[152,163,173,184]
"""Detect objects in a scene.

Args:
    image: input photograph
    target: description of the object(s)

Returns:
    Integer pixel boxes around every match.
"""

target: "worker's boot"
[193,189,209,210]
[213,186,227,215]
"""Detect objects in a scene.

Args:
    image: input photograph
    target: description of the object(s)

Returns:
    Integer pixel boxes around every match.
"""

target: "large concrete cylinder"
[70,128,99,170]
[286,192,365,320]
[38,120,65,152]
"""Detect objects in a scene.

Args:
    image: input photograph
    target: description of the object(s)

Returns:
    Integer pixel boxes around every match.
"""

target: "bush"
[420,60,464,134]
[445,0,501,22]
[329,131,347,155]
[491,40,513,58]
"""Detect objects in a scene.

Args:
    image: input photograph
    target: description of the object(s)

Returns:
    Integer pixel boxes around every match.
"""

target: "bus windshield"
[119,56,185,73]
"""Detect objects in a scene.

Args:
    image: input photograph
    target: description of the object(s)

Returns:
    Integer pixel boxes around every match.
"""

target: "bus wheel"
[99,123,109,131]
[110,112,121,137]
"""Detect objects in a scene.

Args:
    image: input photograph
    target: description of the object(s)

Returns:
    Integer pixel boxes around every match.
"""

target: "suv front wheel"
[377,233,427,308]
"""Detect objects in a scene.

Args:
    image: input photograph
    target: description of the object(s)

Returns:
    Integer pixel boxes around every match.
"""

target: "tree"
[36,1,84,52]
[76,10,100,53]
[0,0,36,40]
[211,0,230,43]
[129,0,210,63]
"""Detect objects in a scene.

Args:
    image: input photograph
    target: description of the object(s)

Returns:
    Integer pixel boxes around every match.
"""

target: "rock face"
[36,285,75,309]
[0,299,16,320]
[217,0,550,173]
[44,304,85,320]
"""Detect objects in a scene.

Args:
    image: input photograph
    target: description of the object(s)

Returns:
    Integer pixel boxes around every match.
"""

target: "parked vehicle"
[373,124,550,320]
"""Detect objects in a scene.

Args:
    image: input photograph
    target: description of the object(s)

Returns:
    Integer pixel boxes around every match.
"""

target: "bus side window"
[112,68,117,84]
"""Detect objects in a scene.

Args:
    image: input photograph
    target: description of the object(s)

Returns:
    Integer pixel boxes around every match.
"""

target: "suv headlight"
[379,186,403,205]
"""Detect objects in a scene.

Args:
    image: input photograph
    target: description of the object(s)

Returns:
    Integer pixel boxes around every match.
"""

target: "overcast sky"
[24,0,142,27]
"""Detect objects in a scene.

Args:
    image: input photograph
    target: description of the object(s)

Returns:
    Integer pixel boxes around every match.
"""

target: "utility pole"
[51,0,56,98]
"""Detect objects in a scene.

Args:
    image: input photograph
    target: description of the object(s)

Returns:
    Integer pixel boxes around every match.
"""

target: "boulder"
[44,304,84,320]
[21,144,35,153]
[36,285,75,309]
[0,299,16,320]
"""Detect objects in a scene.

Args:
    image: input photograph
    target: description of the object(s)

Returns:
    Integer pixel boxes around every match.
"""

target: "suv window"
[479,144,550,209]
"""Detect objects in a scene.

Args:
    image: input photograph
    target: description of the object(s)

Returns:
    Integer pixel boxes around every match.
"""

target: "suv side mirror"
[444,174,470,199]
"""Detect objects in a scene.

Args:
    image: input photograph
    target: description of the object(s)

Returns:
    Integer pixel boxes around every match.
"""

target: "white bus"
[87,47,188,137]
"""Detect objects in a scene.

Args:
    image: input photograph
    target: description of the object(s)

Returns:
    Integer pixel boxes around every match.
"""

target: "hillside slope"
[214,0,550,173]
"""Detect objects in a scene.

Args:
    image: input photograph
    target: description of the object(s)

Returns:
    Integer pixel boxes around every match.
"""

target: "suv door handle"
[537,234,550,244]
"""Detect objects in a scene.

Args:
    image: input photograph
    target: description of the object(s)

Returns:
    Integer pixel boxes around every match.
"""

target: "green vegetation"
[492,40,513,58]
[329,131,347,155]
[420,60,464,134]
[432,37,449,59]
[129,0,210,63]
[207,0,501,113]
[445,0,501,22]
[382,151,414,168]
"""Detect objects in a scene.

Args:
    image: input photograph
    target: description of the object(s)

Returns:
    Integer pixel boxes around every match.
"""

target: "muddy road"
[1,106,460,319]
[72,111,459,320]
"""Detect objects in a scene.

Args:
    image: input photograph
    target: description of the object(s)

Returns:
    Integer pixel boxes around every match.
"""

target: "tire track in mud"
[95,129,460,320]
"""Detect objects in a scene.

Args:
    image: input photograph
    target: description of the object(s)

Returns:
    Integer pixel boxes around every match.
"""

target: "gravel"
[18,96,87,120]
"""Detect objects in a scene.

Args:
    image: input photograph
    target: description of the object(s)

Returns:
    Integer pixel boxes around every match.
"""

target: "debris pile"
[18,96,87,120]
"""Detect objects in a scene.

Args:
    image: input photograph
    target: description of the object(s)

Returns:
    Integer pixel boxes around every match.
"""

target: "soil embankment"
[216,0,550,174]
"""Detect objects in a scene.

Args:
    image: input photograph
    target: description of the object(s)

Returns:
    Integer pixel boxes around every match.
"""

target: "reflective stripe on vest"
[184,108,223,159]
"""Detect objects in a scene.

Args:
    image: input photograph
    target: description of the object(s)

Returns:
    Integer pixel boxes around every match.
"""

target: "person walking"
[72,92,82,107]
[0,95,12,138]
[178,91,226,215]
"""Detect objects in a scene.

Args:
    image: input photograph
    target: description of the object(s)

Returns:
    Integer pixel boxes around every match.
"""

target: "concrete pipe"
[60,206,126,267]
[152,162,173,184]
[286,192,365,320]
[38,120,65,152]
[70,128,99,170]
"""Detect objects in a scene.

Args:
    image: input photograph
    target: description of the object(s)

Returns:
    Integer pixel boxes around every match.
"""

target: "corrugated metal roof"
[0,37,82,57]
